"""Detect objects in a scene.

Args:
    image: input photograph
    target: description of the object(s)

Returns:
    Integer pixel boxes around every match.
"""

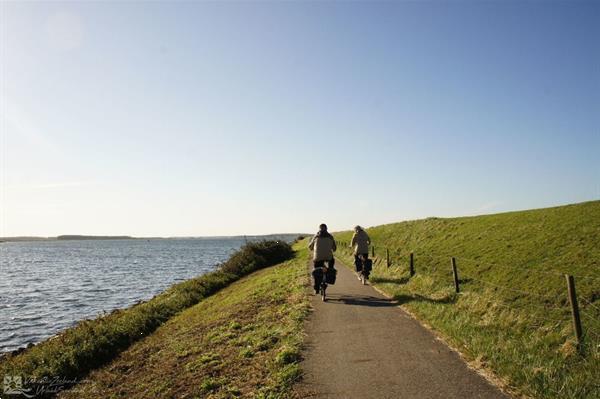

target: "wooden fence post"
[372,246,375,257]
[386,248,390,268]
[565,274,583,348]
[451,257,460,293]
[409,252,414,276]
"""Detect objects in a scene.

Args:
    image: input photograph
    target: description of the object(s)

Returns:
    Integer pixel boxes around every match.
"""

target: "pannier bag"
[325,267,337,285]
[364,259,373,272]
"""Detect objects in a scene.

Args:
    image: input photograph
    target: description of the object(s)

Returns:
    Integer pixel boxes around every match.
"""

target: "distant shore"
[0,233,307,243]
[0,235,135,242]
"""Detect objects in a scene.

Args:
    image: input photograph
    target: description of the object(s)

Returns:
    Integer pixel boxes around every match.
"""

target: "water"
[0,237,293,353]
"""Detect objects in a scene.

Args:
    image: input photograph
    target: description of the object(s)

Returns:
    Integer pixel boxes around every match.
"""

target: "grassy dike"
[53,242,311,398]
[334,201,600,399]
[0,240,301,398]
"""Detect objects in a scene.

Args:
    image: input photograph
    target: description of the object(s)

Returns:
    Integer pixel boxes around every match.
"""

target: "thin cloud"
[34,182,92,189]
[4,182,94,190]
[44,11,85,52]
[1,94,59,152]
[475,201,501,213]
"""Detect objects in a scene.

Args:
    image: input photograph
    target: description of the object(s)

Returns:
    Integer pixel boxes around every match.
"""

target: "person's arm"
[332,237,337,252]
[365,232,371,245]
[308,236,315,251]
[350,233,357,247]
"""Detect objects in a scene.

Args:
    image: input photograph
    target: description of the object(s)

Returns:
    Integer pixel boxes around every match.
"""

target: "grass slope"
[0,241,293,396]
[334,201,599,399]
[57,243,310,399]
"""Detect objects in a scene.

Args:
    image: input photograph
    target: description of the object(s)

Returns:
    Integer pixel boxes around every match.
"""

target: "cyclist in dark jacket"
[308,223,337,294]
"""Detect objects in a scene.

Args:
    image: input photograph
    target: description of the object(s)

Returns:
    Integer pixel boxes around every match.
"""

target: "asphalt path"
[297,258,509,399]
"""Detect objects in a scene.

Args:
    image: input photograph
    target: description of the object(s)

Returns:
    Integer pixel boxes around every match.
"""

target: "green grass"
[55,242,310,398]
[0,240,294,391]
[333,200,600,398]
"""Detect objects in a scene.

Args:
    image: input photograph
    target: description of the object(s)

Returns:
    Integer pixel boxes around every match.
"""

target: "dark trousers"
[354,253,368,272]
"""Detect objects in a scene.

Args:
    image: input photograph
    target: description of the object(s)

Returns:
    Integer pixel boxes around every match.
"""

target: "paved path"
[297,258,509,399]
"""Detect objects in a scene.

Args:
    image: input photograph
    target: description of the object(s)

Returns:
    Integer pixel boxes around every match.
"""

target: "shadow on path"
[324,295,398,307]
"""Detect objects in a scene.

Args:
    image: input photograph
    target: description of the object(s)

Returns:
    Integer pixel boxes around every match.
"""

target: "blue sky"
[1,1,598,236]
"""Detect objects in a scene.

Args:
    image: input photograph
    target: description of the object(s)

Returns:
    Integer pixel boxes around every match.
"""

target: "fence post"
[372,246,375,257]
[386,248,390,268]
[451,257,460,293]
[409,253,414,276]
[565,274,583,349]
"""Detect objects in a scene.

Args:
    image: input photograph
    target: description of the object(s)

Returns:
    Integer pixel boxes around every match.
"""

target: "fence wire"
[578,297,600,314]
[391,251,599,284]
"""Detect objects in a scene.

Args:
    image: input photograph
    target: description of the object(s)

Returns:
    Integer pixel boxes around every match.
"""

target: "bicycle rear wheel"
[320,282,327,301]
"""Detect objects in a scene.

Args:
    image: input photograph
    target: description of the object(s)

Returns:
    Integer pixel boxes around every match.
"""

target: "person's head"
[354,225,362,232]
[319,223,327,232]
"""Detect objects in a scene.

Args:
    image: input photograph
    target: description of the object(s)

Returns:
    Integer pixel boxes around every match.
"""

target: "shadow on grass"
[325,295,397,308]
[370,276,410,285]
[393,293,456,305]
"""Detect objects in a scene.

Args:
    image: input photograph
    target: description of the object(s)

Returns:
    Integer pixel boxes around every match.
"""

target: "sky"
[1,1,598,237]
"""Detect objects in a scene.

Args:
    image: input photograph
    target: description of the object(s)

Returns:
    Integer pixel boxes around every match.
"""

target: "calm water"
[0,237,290,353]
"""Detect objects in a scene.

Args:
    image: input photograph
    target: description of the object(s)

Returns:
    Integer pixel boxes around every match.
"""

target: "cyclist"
[350,225,371,280]
[308,223,337,294]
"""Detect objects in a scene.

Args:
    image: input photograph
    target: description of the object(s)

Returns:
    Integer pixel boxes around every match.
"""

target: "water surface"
[0,237,280,352]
